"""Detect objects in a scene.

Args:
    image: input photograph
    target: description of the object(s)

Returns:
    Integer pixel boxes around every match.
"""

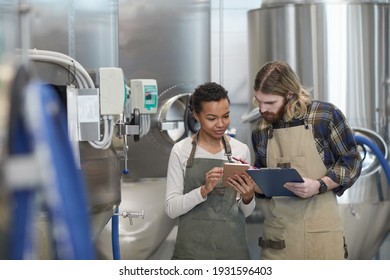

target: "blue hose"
[9,190,36,259]
[112,206,121,260]
[28,81,95,259]
[8,66,37,259]
[10,80,96,259]
[354,134,390,186]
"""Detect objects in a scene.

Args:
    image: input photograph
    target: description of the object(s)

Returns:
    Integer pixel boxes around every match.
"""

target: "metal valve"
[115,110,141,175]
[121,210,145,225]
[349,204,360,220]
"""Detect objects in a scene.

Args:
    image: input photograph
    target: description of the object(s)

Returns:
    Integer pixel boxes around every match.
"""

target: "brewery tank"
[0,0,211,259]
[0,0,122,258]
[116,0,210,180]
[97,0,211,259]
[247,0,390,259]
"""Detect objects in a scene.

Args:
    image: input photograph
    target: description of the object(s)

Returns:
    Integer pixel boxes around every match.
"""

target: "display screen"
[144,85,157,110]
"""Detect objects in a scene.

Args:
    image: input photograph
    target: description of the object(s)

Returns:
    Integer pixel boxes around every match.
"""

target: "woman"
[165,82,256,259]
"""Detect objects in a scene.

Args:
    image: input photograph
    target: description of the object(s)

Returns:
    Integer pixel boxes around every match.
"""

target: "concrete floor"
[148,222,390,260]
[373,232,390,260]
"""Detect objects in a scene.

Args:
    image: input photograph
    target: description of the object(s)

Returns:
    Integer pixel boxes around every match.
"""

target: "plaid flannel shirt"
[251,100,362,196]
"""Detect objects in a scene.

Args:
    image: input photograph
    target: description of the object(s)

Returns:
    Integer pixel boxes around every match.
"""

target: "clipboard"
[222,162,250,187]
[245,168,304,197]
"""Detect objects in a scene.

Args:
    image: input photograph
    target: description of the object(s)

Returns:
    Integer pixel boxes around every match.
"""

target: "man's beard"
[262,100,287,124]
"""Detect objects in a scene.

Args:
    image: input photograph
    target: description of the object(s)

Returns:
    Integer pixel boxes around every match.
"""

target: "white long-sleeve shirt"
[165,136,255,219]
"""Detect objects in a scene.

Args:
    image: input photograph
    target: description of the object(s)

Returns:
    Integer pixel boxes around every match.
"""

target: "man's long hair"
[253,61,312,127]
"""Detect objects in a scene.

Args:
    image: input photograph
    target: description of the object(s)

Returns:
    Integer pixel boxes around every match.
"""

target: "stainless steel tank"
[0,0,121,258]
[95,0,211,259]
[1,0,210,259]
[27,0,122,244]
[116,0,210,179]
[247,0,390,259]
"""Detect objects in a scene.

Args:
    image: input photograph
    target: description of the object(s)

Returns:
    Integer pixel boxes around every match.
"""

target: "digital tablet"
[222,162,250,187]
[246,168,304,197]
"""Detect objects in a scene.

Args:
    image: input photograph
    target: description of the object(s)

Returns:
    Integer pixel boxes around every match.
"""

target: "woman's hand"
[201,167,224,197]
[225,173,255,204]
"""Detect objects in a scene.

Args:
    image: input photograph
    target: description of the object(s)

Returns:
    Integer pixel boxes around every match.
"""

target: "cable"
[100,116,115,149]
[89,116,115,149]
[139,114,151,138]
[22,48,114,149]
[28,54,89,88]
[26,49,95,88]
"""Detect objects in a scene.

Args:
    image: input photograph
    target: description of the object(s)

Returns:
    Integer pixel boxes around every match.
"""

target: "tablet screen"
[222,162,250,187]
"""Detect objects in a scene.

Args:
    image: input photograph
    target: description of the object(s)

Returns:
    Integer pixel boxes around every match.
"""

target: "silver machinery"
[0,0,157,259]
[0,0,210,259]
[3,0,388,260]
[245,0,390,259]
[96,0,210,259]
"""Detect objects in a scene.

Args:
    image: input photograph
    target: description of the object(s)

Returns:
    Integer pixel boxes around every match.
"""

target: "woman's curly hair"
[189,82,230,114]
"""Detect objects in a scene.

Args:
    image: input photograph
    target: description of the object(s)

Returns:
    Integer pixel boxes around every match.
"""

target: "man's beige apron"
[172,134,250,259]
[259,123,347,259]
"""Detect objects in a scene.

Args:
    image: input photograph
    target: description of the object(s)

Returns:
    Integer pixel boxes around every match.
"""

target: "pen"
[232,157,258,169]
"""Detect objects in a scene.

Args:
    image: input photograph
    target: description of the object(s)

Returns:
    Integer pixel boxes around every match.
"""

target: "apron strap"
[186,132,233,167]
[304,118,309,129]
[258,237,286,250]
[222,135,233,163]
[267,125,274,139]
[186,133,198,168]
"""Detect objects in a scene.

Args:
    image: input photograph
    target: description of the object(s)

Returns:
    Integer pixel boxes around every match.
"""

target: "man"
[250,61,362,259]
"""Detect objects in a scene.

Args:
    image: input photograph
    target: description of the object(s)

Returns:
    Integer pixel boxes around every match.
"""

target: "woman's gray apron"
[259,122,347,259]
[172,134,250,259]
